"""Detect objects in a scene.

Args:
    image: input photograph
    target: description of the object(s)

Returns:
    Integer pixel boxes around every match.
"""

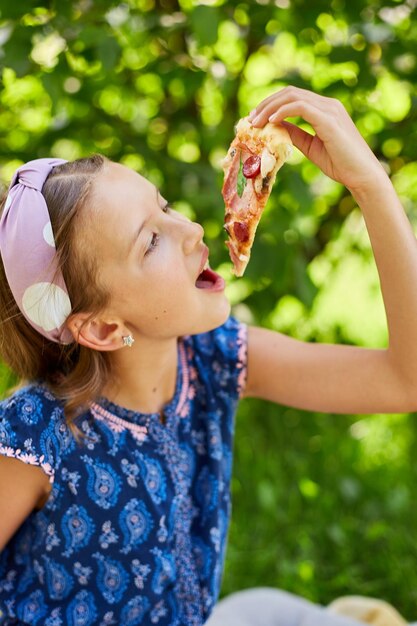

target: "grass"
[222,397,417,620]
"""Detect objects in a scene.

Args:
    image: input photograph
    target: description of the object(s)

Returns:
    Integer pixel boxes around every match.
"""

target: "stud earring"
[122,334,135,348]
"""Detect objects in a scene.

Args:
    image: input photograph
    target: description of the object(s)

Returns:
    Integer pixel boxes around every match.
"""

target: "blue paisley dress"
[0,316,247,626]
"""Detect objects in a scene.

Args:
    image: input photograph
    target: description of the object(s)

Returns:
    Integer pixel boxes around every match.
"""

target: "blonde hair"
[0,154,113,433]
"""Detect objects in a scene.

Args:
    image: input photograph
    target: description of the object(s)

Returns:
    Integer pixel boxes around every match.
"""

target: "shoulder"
[0,383,67,480]
[186,316,247,362]
[0,382,64,425]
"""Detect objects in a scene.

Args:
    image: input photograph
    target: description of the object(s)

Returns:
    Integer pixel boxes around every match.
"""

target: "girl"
[0,86,416,626]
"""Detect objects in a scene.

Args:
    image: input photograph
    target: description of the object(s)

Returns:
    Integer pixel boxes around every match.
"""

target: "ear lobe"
[66,314,123,352]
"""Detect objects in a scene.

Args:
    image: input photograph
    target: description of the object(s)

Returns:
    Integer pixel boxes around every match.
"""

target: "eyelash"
[144,203,172,256]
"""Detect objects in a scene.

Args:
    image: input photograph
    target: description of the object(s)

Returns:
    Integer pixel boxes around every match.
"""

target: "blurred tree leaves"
[191,5,220,46]
[1,0,417,615]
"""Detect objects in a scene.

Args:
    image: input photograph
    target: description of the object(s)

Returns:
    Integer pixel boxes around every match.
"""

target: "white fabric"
[205,588,413,626]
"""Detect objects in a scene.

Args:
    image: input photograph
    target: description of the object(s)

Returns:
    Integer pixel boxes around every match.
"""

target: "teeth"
[203,259,209,270]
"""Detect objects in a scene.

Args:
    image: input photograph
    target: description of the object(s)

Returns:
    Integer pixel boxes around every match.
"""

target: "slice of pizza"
[222,117,292,276]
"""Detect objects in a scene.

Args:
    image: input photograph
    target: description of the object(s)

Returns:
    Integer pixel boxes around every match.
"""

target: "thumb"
[281,121,317,160]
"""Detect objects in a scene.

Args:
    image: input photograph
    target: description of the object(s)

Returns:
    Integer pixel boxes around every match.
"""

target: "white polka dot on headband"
[22,283,72,333]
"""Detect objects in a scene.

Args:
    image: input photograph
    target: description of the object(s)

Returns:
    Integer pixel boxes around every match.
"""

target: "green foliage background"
[1,0,417,616]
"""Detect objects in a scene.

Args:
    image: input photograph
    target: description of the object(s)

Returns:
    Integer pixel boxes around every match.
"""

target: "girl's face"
[89,161,230,339]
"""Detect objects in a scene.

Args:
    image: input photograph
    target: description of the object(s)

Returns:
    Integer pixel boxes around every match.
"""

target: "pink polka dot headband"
[0,158,74,344]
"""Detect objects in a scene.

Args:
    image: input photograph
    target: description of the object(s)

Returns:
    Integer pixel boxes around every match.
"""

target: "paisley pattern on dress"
[82,455,122,510]
[93,552,129,605]
[43,556,74,600]
[66,590,98,626]
[150,547,176,595]
[61,505,96,557]
[45,606,64,626]
[16,393,43,425]
[0,316,247,625]
[133,451,167,505]
[119,498,154,554]
[120,595,150,625]
[98,521,119,550]
[16,589,47,625]
[0,414,15,447]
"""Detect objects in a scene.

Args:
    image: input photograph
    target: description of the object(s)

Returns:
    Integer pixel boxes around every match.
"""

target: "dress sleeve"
[192,315,248,404]
[0,386,60,483]
[211,315,248,400]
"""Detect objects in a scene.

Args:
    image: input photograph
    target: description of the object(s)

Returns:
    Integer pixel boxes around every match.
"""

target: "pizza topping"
[222,148,242,205]
[233,221,249,243]
[242,155,261,179]
[237,156,246,197]
[226,240,242,270]
[262,175,271,191]
[224,212,232,235]
[260,148,276,178]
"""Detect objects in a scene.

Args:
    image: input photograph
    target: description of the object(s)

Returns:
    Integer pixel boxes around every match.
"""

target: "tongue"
[196,268,217,289]
[196,279,213,289]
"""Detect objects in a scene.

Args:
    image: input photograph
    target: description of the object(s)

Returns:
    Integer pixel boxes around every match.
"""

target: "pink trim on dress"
[0,443,55,483]
[90,403,148,443]
[177,340,190,418]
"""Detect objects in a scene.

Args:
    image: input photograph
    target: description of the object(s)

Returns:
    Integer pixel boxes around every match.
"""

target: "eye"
[145,233,159,255]
[144,203,170,256]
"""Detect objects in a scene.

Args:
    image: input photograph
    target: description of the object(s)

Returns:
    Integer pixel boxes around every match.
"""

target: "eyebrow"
[127,187,160,256]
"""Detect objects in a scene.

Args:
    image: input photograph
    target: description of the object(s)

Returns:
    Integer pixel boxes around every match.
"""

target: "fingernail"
[268,114,278,122]
[248,109,257,120]
[251,115,261,125]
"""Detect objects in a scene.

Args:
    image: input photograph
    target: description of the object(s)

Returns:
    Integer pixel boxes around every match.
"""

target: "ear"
[66,313,129,352]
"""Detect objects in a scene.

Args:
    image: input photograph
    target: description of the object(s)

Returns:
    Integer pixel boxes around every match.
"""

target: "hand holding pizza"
[249,86,386,196]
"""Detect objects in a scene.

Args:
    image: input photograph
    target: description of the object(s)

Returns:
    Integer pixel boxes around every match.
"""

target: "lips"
[197,246,209,278]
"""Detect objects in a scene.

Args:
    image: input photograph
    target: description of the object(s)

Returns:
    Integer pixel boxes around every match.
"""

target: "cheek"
[151,250,191,291]
[145,266,197,316]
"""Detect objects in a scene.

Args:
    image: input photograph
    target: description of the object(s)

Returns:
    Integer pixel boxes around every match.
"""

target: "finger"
[249,86,314,117]
[271,100,324,133]
[248,94,282,121]
[251,96,322,128]
[280,121,318,160]
[248,88,298,124]
[249,86,328,125]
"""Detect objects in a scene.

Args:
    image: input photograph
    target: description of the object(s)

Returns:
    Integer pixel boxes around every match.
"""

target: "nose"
[182,220,204,255]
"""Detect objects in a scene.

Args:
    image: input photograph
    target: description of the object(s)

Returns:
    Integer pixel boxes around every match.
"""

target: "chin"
[198,298,231,334]
[174,296,231,337]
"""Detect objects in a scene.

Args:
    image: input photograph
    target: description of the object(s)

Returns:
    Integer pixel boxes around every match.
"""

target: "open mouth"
[195,266,225,292]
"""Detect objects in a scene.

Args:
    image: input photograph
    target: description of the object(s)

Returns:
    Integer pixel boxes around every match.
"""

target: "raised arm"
[243,86,417,414]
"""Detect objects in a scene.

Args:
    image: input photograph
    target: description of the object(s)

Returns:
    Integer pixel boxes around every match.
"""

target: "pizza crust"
[235,118,292,158]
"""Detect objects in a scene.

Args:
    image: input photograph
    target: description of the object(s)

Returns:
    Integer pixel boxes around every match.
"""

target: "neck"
[102,335,179,415]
